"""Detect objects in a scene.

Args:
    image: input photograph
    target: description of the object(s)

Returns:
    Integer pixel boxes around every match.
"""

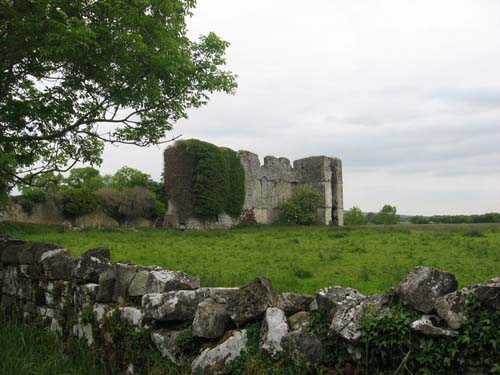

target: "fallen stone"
[260,307,289,356]
[395,266,458,313]
[142,290,204,321]
[82,247,111,260]
[120,306,144,327]
[192,298,230,339]
[40,248,77,280]
[277,292,315,315]
[288,311,310,331]
[411,315,458,337]
[475,276,500,310]
[191,330,248,375]
[228,277,278,326]
[1,240,32,265]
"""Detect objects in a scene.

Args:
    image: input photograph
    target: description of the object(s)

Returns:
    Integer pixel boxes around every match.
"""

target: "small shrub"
[278,186,322,225]
[293,266,313,279]
[463,230,485,238]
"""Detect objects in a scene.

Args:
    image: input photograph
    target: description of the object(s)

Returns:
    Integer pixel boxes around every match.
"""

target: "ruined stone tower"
[164,145,344,228]
[239,152,343,226]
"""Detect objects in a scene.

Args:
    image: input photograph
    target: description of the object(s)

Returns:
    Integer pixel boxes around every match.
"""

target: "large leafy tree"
[0,0,237,204]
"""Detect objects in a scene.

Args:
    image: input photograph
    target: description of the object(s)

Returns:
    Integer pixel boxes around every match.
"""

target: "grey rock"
[151,329,185,365]
[142,290,205,321]
[395,266,458,313]
[40,248,77,280]
[82,247,111,260]
[411,315,459,337]
[288,311,310,331]
[228,277,278,326]
[329,294,388,343]
[97,268,117,302]
[277,292,314,315]
[192,298,230,339]
[128,269,200,297]
[72,255,112,284]
[475,276,500,310]
[435,286,476,329]
[1,240,32,265]
[282,329,324,369]
[260,307,289,356]
[316,286,365,320]
[191,330,248,375]
[73,283,99,307]
[112,263,138,304]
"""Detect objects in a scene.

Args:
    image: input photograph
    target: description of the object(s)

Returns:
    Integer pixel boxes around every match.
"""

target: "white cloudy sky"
[100,0,500,216]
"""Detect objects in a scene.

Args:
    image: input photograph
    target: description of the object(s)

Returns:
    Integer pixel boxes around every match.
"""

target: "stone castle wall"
[165,151,344,229]
[1,237,498,374]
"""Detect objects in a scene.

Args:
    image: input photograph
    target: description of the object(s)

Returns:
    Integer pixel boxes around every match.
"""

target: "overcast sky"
[101,0,500,216]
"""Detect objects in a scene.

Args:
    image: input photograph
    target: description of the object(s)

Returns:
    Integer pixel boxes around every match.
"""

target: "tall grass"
[0,311,101,375]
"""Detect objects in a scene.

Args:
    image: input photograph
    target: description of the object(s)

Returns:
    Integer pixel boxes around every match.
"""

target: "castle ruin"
[164,148,344,228]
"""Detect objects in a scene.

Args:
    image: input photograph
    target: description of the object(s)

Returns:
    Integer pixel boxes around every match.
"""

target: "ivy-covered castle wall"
[163,140,344,229]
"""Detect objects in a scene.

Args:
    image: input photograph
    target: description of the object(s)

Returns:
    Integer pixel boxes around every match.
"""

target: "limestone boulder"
[112,263,138,304]
[395,266,458,313]
[316,286,365,320]
[73,283,99,307]
[40,248,77,280]
[411,315,458,337]
[434,286,476,329]
[72,255,113,284]
[97,268,117,302]
[282,329,324,369]
[475,276,500,310]
[191,330,248,375]
[151,329,185,365]
[228,277,278,326]
[1,240,32,265]
[128,268,200,297]
[142,290,205,321]
[260,307,289,356]
[82,247,111,260]
[192,298,230,339]
[277,292,315,315]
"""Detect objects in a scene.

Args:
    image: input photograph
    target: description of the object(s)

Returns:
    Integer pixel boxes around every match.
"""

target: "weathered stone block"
[128,268,200,297]
[192,298,230,339]
[228,277,278,326]
[142,290,205,321]
[277,292,314,315]
[260,307,289,356]
[191,330,248,375]
[40,248,77,280]
[395,266,458,313]
[97,268,116,302]
[72,255,113,284]
[475,276,500,310]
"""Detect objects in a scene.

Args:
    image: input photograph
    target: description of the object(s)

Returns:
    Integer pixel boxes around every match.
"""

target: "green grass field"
[1,222,499,295]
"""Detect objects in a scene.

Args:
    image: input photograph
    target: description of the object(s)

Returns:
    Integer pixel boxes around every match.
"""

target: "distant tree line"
[11,167,166,225]
[344,204,399,226]
[409,213,500,224]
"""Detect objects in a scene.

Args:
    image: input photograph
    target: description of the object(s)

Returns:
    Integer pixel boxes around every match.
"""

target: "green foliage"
[175,326,201,356]
[368,204,399,225]
[61,189,98,220]
[3,222,500,295]
[278,186,322,225]
[164,139,245,221]
[0,311,100,375]
[1,0,237,197]
[222,148,246,217]
[64,168,104,191]
[344,206,368,226]
[361,299,500,374]
[410,215,431,224]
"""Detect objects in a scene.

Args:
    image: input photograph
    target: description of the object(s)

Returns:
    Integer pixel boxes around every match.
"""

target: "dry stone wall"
[1,237,499,374]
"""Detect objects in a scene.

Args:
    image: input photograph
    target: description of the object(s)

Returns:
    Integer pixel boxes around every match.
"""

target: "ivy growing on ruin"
[164,140,245,222]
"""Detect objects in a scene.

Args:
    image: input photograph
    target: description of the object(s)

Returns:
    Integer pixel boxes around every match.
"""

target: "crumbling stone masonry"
[1,237,499,374]
[165,150,344,228]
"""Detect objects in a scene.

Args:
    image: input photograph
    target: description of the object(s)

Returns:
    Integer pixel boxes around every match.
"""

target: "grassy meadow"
[1,222,499,295]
